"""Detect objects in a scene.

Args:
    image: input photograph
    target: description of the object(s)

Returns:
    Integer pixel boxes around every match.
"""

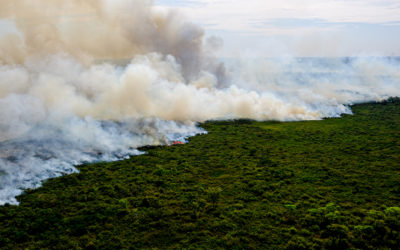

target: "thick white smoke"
[0,0,399,204]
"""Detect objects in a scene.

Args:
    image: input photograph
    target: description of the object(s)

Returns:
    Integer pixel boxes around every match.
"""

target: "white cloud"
[155,0,400,56]
[156,0,400,33]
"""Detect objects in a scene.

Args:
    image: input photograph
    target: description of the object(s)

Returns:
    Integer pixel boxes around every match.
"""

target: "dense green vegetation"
[1,100,400,249]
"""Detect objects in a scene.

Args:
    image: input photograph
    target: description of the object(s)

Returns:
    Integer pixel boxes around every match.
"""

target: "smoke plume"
[0,0,399,204]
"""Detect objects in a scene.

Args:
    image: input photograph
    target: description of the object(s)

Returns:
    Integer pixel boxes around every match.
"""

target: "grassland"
[0,99,399,249]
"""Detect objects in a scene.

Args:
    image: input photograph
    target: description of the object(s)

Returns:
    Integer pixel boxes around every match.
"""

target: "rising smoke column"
[0,0,399,205]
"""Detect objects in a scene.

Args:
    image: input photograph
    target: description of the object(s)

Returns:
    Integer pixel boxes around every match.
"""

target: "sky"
[155,0,400,57]
[0,0,399,58]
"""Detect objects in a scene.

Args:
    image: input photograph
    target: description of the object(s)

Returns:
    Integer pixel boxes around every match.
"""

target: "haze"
[156,0,400,57]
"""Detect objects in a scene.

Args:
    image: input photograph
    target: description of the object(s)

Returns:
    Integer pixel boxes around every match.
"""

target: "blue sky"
[155,0,400,57]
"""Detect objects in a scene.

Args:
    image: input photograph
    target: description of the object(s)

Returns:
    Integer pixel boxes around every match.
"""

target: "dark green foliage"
[0,101,400,249]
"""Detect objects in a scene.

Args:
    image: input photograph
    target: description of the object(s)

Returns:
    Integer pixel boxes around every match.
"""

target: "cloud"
[155,0,400,56]
[156,0,400,32]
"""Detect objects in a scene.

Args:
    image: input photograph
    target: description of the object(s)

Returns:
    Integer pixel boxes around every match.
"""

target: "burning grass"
[0,101,400,249]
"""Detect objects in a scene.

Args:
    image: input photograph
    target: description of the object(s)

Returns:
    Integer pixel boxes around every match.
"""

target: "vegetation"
[0,100,399,249]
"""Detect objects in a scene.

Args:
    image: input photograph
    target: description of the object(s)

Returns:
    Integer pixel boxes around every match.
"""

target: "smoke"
[230,56,400,108]
[0,0,399,205]
[0,0,225,82]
